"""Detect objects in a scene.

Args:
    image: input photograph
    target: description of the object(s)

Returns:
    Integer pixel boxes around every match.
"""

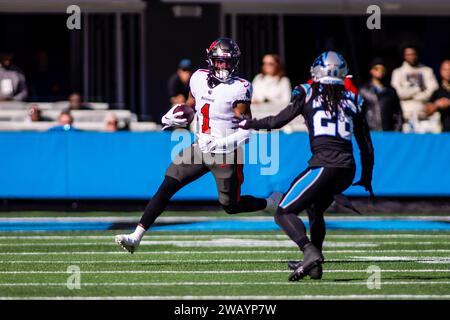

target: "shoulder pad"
[292,83,313,103]
[344,90,364,113]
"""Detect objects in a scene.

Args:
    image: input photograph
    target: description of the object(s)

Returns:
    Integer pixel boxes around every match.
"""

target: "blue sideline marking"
[151,219,450,232]
[0,219,449,232]
[0,221,112,232]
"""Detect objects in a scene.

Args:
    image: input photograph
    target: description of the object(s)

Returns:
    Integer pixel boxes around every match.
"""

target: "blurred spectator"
[252,54,291,106]
[250,54,299,131]
[68,92,92,110]
[168,59,192,105]
[426,60,450,132]
[359,58,403,131]
[28,50,66,101]
[0,52,28,101]
[104,113,119,132]
[391,45,439,132]
[25,104,52,122]
[48,110,79,132]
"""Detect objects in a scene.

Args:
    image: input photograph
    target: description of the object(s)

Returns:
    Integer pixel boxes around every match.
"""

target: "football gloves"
[197,133,218,153]
[161,104,188,130]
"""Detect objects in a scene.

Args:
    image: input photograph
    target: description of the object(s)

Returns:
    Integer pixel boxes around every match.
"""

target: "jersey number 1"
[201,103,210,133]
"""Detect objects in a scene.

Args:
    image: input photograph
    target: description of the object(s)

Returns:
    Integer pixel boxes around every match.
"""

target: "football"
[174,104,195,124]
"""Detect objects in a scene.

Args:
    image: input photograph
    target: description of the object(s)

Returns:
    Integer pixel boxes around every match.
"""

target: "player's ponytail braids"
[312,82,346,116]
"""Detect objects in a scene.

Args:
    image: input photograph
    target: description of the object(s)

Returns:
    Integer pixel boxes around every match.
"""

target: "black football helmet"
[206,37,241,83]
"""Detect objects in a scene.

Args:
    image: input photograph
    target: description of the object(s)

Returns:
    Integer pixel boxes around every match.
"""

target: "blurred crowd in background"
[167,44,450,133]
[1,44,449,133]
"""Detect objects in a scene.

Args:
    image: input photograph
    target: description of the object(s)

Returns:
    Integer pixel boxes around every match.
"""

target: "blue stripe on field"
[151,220,450,232]
[0,219,449,232]
[0,222,112,232]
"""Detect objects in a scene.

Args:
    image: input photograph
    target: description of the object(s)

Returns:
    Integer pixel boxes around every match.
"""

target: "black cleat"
[288,243,324,281]
[288,253,325,271]
[287,261,323,280]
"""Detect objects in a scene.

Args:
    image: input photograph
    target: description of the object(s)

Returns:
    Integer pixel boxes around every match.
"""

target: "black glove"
[231,117,253,130]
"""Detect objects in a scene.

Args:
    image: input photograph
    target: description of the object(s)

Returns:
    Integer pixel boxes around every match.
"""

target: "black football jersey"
[246,83,374,171]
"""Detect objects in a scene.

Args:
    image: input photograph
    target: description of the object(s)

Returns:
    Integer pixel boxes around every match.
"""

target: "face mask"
[215,68,230,81]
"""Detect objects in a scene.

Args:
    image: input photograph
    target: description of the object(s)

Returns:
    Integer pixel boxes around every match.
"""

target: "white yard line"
[2,294,450,300]
[2,249,450,255]
[1,281,450,287]
[1,257,450,264]
[1,269,450,274]
[0,240,447,247]
[0,240,384,247]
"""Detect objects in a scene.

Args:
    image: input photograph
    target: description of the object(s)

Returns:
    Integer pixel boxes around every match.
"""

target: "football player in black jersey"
[236,51,374,281]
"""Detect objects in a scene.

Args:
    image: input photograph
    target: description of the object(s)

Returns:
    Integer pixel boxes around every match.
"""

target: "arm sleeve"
[215,128,251,152]
[354,102,375,182]
[246,85,306,130]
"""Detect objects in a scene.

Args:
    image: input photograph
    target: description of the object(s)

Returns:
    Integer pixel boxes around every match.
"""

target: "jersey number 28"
[313,109,352,140]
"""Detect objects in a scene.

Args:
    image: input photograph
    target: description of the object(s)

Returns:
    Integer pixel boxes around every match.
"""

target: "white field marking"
[1,234,450,240]
[2,295,450,300]
[0,259,287,264]
[2,215,450,222]
[0,240,448,247]
[0,239,379,248]
[2,249,450,255]
[350,256,450,263]
[1,269,450,275]
[1,280,450,287]
[3,256,450,264]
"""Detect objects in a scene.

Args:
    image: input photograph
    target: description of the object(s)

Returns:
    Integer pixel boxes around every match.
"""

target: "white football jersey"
[189,69,252,148]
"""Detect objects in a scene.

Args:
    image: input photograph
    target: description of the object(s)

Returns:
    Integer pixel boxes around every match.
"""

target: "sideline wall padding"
[0,131,449,199]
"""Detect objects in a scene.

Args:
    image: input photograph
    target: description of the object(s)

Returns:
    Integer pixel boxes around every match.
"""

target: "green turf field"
[0,212,450,300]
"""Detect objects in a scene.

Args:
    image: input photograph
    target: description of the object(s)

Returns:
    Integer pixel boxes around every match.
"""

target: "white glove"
[161,104,188,130]
[196,133,218,153]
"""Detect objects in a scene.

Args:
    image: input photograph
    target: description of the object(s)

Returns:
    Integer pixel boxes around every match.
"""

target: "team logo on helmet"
[310,51,348,84]
[206,38,241,83]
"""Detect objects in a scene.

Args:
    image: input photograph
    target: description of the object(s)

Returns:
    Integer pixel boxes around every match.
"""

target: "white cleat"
[115,234,140,254]
[264,192,284,214]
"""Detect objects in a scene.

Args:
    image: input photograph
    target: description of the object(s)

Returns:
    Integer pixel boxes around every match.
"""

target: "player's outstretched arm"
[353,108,375,199]
[237,98,304,130]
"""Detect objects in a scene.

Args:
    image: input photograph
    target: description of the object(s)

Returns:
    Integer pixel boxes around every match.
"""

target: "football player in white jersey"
[115,38,282,253]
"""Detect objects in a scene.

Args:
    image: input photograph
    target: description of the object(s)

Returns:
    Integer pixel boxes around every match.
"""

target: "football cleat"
[287,257,324,280]
[115,234,140,254]
[264,192,283,214]
[288,243,324,281]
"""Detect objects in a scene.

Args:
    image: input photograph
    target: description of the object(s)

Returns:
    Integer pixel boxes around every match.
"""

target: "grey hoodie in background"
[0,65,28,101]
